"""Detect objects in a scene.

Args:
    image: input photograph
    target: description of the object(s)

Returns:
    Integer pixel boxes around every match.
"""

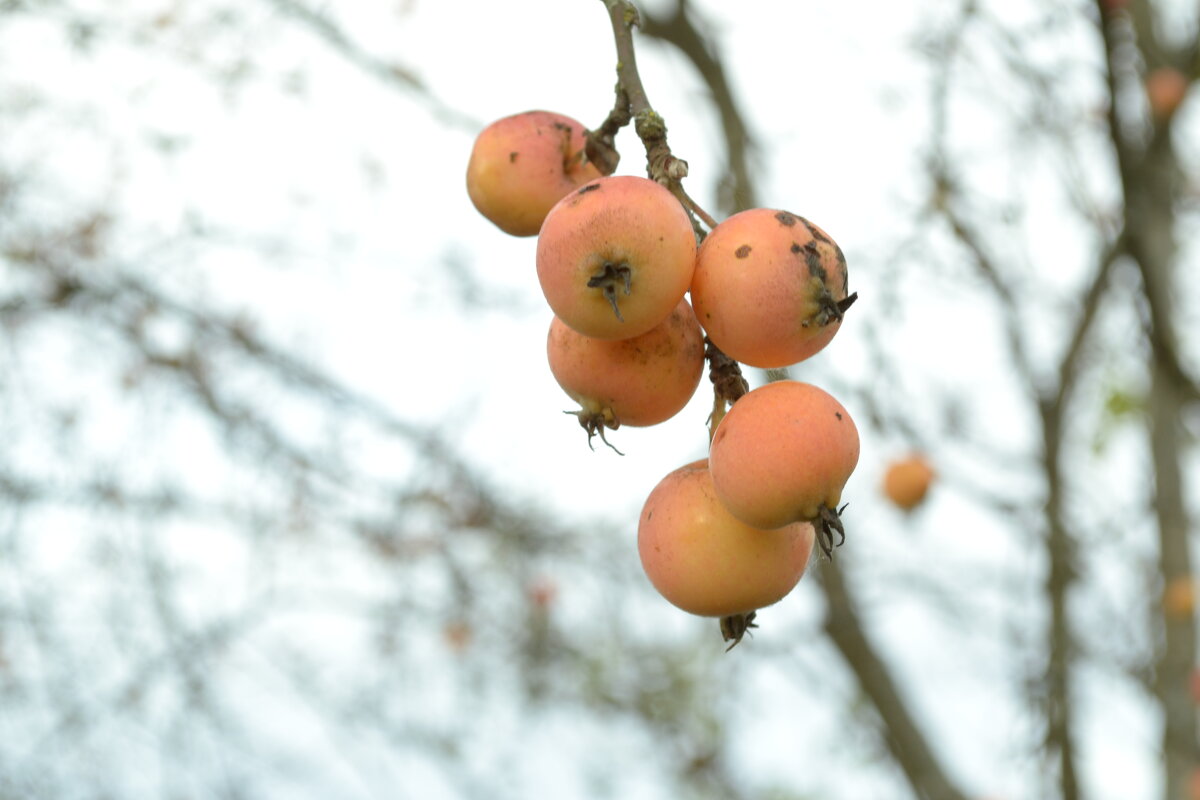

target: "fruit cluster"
[467,109,860,649]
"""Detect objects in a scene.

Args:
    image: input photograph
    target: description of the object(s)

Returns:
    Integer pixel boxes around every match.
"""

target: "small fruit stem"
[815,503,848,559]
[602,1,653,116]
[586,262,633,321]
[708,394,727,445]
[704,337,748,442]
[673,182,719,231]
[601,2,729,453]
[719,610,758,651]
[809,290,859,328]
[566,409,624,455]
[600,1,717,235]
[586,84,630,176]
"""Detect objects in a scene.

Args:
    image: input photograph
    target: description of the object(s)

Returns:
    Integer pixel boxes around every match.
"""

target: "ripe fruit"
[442,620,472,652]
[691,208,852,368]
[1145,67,1190,120]
[527,578,558,610]
[709,381,859,554]
[547,297,704,449]
[638,459,816,619]
[882,454,936,511]
[466,110,603,236]
[1163,576,1196,619]
[536,175,697,340]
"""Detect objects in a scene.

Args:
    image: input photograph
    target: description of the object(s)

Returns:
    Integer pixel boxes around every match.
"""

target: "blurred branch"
[634,2,975,793]
[1097,0,1200,409]
[601,0,717,230]
[1045,234,1124,415]
[819,557,969,800]
[924,6,1104,796]
[1034,402,1081,800]
[1030,229,1126,800]
[929,167,1038,391]
[639,0,759,214]
[262,0,479,130]
[1128,0,1168,70]
[927,166,1089,797]
[1096,4,1198,799]
[1147,357,1197,800]
[1126,227,1200,406]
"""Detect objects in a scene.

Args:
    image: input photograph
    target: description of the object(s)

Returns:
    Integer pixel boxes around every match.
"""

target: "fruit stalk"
[600,0,717,228]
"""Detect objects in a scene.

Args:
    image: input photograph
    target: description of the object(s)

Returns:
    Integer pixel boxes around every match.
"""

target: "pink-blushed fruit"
[1145,67,1190,120]
[466,110,603,236]
[638,459,816,620]
[547,298,704,450]
[442,620,472,653]
[882,454,936,511]
[527,577,558,610]
[691,208,852,368]
[536,175,697,340]
[1163,577,1196,619]
[709,381,859,556]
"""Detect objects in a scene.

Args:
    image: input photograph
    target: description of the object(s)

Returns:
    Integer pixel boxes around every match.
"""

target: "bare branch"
[1095,5,1199,799]
[1031,235,1123,800]
[263,0,479,130]
[818,556,970,800]
[930,170,1039,391]
[599,0,717,230]
[639,0,760,213]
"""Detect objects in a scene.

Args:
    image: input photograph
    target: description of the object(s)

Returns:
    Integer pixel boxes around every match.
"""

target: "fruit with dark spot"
[638,459,816,618]
[547,298,705,450]
[537,175,697,340]
[466,111,603,236]
[709,381,859,556]
[691,208,852,367]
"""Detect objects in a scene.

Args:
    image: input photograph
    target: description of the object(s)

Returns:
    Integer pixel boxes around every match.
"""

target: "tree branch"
[931,171,1039,392]
[263,0,479,129]
[1032,235,1123,800]
[600,0,716,230]
[819,556,970,800]
[629,4,974,795]
[639,0,760,213]
[1096,5,1199,798]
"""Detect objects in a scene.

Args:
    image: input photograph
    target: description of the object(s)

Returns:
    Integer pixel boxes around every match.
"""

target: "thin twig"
[600,0,718,229]
[639,0,759,213]
[818,556,970,800]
